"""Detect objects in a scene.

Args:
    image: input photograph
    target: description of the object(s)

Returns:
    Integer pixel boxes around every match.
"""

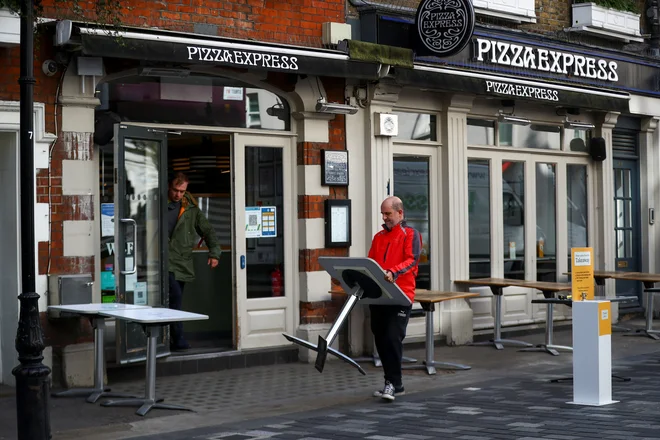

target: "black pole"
[13,0,52,439]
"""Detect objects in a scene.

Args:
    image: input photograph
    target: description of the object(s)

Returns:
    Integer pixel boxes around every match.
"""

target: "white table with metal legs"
[98,308,208,416]
[48,303,150,403]
[402,291,480,374]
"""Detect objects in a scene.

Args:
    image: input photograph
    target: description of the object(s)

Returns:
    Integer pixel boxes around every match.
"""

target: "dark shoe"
[373,381,401,401]
[170,342,191,352]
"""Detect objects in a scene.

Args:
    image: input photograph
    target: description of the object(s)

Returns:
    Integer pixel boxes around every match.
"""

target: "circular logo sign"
[415,0,475,57]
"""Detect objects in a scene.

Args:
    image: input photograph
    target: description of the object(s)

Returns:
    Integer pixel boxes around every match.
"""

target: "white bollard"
[570,300,617,406]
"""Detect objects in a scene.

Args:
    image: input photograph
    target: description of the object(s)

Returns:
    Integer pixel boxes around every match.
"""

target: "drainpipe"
[647,0,660,55]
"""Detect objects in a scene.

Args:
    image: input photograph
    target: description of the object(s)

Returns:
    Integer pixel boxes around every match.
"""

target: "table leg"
[470,289,532,350]
[52,317,137,403]
[102,326,192,416]
[520,294,572,356]
[403,302,470,375]
[623,284,660,340]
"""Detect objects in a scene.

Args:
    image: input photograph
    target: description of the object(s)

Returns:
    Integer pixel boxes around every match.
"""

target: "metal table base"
[403,302,470,375]
[520,299,572,356]
[101,326,192,416]
[52,317,137,403]
[623,288,660,340]
[471,289,532,350]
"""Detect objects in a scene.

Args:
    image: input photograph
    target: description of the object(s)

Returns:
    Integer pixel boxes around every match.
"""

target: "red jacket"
[368,221,422,302]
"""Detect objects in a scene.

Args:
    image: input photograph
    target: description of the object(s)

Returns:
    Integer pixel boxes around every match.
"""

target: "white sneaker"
[373,381,403,401]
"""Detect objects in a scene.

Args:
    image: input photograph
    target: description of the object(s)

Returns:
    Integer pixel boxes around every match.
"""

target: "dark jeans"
[369,304,412,389]
[168,272,187,347]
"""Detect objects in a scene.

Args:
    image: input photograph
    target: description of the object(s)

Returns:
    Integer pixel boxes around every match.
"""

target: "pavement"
[2,318,660,440]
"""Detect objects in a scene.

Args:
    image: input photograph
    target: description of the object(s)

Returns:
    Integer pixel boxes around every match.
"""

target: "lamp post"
[13,0,52,439]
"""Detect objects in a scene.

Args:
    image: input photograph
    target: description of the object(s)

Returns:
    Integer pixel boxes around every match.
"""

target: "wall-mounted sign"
[414,0,475,57]
[485,80,559,102]
[187,46,299,70]
[474,38,619,83]
[321,150,349,186]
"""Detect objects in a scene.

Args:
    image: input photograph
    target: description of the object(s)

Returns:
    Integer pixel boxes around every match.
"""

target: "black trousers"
[369,304,411,388]
[168,272,186,346]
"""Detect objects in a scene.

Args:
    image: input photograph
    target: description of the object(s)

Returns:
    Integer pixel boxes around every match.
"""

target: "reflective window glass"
[468,119,495,145]
[566,129,590,152]
[393,156,431,289]
[503,161,525,280]
[536,163,556,282]
[567,164,588,264]
[468,159,491,279]
[393,112,437,141]
[499,124,561,150]
[96,76,290,134]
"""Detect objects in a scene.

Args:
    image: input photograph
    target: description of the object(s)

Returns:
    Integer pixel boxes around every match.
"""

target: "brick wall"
[40,0,346,46]
[297,76,349,325]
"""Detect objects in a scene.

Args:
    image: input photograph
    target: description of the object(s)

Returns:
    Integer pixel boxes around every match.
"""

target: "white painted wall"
[0,131,19,385]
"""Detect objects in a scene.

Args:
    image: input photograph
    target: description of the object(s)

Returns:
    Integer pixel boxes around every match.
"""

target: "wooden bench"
[402,290,480,375]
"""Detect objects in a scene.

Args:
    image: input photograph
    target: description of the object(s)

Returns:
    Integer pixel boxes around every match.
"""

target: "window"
[468,159,491,279]
[536,163,557,282]
[503,161,525,280]
[393,112,437,141]
[468,118,495,146]
[393,156,431,289]
[246,93,261,128]
[499,124,561,150]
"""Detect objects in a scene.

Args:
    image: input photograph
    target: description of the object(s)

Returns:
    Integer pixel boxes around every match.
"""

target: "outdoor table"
[517,281,573,356]
[402,290,480,374]
[453,278,535,350]
[48,303,150,403]
[98,308,208,416]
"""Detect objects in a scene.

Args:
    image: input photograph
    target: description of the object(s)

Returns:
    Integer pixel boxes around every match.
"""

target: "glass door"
[114,124,169,363]
[614,159,641,306]
[233,133,295,349]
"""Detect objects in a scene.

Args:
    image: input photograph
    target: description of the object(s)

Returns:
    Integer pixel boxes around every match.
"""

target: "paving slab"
[0,319,658,440]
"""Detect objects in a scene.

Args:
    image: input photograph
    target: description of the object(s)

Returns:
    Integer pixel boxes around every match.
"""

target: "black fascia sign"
[414,0,476,57]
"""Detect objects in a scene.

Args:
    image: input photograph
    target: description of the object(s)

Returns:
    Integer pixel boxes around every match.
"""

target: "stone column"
[640,117,659,315]
[441,94,474,345]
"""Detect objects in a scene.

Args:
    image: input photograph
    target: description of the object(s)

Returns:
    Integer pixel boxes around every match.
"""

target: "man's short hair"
[391,198,404,212]
[170,172,189,186]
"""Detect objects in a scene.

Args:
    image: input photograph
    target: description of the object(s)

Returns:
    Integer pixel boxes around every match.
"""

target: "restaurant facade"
[1,0,660,386]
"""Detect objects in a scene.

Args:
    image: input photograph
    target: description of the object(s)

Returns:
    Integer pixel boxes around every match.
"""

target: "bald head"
[381,196,404,229]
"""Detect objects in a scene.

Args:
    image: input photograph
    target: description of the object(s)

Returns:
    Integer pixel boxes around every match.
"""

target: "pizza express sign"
[186,46,299,71]
[473,38,619,83]
[415,0,476,57]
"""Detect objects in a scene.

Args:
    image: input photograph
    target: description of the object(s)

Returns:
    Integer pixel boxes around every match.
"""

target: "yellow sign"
[598,302,612,336]
[571,247,594,301]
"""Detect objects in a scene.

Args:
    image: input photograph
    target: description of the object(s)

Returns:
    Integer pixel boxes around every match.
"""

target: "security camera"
[42,60,58,77]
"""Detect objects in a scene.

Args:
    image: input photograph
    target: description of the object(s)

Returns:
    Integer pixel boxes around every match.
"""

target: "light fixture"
[497,113,531,126]
[564,119,595,130]
[315,98,358,115]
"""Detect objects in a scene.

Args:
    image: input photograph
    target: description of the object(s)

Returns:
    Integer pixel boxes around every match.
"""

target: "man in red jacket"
[368,196,422,401]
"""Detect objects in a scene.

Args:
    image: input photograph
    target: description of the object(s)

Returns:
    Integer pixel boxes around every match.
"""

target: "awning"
[396,64,630,113]
[76,26,382,80]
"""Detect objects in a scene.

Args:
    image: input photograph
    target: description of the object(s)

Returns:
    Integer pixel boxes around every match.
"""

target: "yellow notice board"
[598,302,612,336]
[571,247,594,301]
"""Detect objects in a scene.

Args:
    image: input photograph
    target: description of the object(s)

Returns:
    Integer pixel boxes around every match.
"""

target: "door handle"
[120,218,137,275]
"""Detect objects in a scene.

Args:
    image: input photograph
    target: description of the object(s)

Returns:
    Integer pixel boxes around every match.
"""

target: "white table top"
[97,307,208,324]
[48,303,151,314]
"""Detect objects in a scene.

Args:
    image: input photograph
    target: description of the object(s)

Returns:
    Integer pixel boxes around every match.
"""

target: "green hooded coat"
[168,192,222,282]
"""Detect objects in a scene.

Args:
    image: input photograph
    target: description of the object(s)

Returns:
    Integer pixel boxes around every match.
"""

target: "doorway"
[0,131,19,384]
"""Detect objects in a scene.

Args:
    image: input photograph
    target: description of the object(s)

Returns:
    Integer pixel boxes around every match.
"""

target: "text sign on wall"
[473,38,619,83]
[571,247,594,301]
[187,46,299,71]
[485,80,559,102]
[415,0,475,57]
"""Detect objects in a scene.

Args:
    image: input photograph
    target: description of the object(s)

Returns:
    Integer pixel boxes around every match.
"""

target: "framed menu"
[324,199,351,247]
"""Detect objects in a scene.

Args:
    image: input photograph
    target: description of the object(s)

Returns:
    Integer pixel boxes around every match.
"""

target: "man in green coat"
[167,172,222,350]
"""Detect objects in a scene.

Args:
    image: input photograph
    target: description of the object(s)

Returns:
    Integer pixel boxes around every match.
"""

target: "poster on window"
[101,203,114,237]
[245,206,277,238]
